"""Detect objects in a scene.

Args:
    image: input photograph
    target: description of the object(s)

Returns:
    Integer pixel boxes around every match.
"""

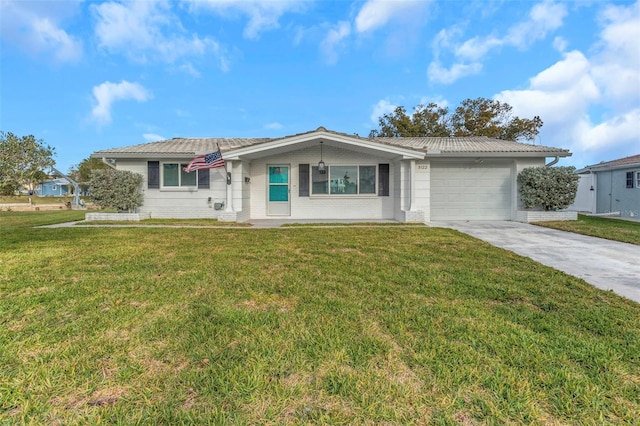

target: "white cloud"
[494,1,640,167]
[182,0,306,39]
[0,0,82,64]
[573,109,640,151]
[428,60,482,85]
[143,133,165,142]
[92,0,228,72]
[428,1,568,84]
[505,1,567,49]
[455,35,502,62]
[320,21,351,65]
[355,0,428,33]
[370,99,397,124]
[552,36,568,53]
[91,81,152,124]
[590,0,640,110]
[264,122,283,130]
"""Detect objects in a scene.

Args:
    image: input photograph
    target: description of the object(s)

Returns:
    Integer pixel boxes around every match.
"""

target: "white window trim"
[310,164,378,197]
[160,162,198,190]
[635,171,640,189]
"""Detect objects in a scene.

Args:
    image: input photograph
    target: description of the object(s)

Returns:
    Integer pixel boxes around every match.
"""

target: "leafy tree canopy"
[0,131,56,195]
[69,157,109,185]
[369,97,543,142]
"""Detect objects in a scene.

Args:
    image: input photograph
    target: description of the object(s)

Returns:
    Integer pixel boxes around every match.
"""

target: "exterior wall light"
[318,141,326,174]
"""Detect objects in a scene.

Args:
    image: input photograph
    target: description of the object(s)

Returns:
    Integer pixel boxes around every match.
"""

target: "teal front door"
[267,165,290,216]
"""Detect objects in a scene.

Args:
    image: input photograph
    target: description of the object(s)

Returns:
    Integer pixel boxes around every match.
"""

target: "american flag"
[183,149,225,173]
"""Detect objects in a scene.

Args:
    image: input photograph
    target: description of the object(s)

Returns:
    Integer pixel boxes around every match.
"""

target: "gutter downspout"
[545,156,559,167]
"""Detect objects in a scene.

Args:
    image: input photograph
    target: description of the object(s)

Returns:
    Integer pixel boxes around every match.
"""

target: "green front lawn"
[535,214,640,245]
[1,212,638,424]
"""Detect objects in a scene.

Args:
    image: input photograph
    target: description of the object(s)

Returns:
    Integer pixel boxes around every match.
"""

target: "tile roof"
[582,154,640,170]
[93,128,570,156]
[373,136,568,154]
[94,137,272,155]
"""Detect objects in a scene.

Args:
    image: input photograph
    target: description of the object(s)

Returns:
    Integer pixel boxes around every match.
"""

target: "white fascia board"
[223,131,424,160]
[91,152,197,159]
[585,163,640,173]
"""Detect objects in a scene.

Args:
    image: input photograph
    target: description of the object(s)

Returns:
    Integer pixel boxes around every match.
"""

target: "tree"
[0,131,56,195]
[518,166,579,211]
[369,97,543,142]
[369,103,450,138]
[88,169,144,212]
[69,157,109,189]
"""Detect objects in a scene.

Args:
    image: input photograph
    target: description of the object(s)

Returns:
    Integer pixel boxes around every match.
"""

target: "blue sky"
[1,0,639,173]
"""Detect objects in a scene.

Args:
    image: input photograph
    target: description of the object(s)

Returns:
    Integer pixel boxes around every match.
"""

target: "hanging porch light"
[318,140,326,174]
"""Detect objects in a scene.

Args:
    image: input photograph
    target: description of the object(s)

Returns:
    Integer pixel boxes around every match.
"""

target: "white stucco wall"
[248,145,397,220]
[414,160,431,221]
[568,174,596,213]
[116,158,228,219]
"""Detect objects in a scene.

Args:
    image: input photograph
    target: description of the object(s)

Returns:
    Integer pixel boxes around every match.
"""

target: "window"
[636,171,640,189]
[627,172,634,188]
[149,161,209,189]
[162,163,196,187]
[310,165,377,195]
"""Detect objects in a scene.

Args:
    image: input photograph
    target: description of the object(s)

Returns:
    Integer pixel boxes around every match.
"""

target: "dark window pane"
[331,166,357,194]
[359,166,376,194]
[163,163,179,186]
[181,165,196,186]
[148,161,159,189]
[312,166,328,194]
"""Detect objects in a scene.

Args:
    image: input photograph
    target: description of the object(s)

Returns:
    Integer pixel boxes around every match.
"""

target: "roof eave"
[223,130,425,160]
[581,162,640,172]
[425,151,571,158]
[91,152,198,159]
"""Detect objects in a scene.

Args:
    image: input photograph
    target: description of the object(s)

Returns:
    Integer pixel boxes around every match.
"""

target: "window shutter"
[198,169,210,189]
[148,161,159,189]
[299,164,310,196]
[378,164,389,196]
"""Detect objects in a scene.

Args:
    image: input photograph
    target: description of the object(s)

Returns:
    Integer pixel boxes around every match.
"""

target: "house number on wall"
[417,165,429,170]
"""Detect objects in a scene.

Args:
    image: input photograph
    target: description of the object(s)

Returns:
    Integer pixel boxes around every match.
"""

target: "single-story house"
[91,127,571,222]
[36,178,71,197]
[572,154,640,218]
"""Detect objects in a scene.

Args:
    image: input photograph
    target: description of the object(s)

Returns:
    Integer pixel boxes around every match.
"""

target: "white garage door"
[431,161,513,220]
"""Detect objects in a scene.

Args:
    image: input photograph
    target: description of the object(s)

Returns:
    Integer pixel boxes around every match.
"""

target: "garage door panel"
[431,162,512,220]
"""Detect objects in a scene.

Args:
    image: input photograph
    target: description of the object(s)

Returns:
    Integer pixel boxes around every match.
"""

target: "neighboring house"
[36,178,71,197]
[91,127,571,222]
[572,154,640,217]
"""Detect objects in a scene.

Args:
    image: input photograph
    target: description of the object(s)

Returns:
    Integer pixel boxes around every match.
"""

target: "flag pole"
[218,143,231,185]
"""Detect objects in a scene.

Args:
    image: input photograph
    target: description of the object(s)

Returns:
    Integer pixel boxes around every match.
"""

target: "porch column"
[409,159,417,211]
[225,160,234,212]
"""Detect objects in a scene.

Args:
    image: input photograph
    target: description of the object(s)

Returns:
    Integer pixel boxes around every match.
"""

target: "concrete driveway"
[432,221,640,304]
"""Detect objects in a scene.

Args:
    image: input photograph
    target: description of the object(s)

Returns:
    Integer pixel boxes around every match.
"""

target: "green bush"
[518,166,579,211]
[88,169,143,212]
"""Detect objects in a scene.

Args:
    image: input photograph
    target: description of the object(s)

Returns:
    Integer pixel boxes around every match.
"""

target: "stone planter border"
[85,212,143,221]
[515,210,577,223]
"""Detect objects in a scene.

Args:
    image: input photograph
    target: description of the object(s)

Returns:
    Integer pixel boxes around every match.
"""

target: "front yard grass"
[1,211,639,424]
[535,214,640,245]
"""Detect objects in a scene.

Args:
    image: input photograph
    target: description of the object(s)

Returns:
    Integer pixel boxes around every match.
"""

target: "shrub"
[518,166,579,211]
[88,169,143,212]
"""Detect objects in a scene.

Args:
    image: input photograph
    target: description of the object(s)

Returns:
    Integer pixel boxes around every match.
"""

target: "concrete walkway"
[432,221,640,303]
